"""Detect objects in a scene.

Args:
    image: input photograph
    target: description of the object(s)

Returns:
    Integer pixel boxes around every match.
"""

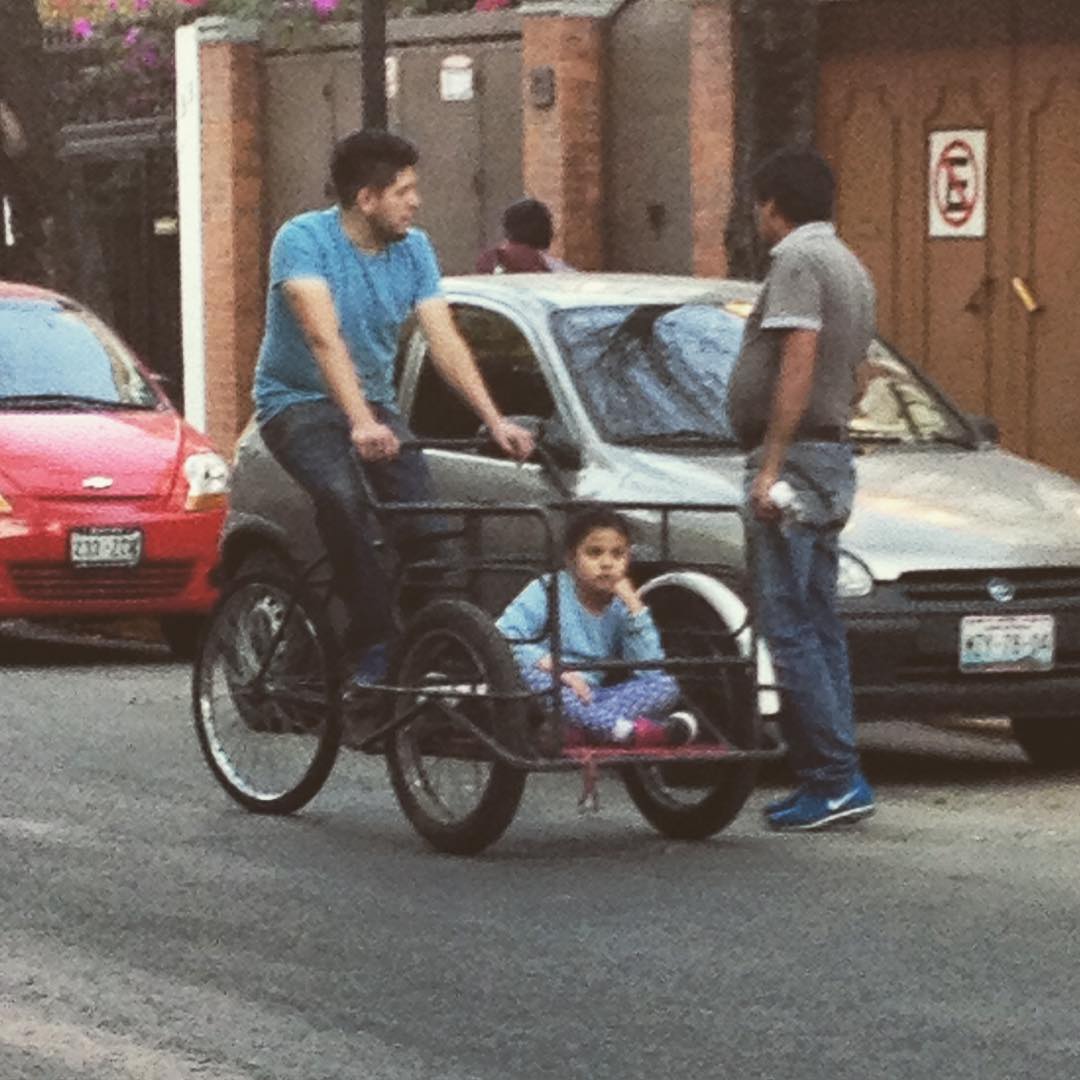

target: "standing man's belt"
[741,425,848,450]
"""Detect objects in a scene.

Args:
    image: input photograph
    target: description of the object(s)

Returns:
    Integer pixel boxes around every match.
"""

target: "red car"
[0,282,227,657]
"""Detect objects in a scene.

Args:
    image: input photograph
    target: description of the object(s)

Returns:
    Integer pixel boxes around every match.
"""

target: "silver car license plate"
[69,528,143,568]
[959,614,1055,674]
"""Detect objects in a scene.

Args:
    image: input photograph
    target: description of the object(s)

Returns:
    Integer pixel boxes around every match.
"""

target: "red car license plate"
[69,528,144,568]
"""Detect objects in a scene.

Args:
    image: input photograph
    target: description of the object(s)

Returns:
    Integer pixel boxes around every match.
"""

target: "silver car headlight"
[183,451,230,511]
[837,551,874,598]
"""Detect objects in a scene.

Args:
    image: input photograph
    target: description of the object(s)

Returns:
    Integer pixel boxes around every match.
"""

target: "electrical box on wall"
[528,66,556,110]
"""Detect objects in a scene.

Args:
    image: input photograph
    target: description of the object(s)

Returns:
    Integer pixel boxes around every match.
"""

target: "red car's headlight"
[183,451,230,511]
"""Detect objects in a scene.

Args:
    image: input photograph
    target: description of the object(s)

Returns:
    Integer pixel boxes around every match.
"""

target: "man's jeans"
[260,399,439,655]
[744,443,859,789]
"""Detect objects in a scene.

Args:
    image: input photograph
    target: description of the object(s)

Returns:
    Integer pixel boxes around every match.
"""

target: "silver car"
[222,274,1080,767]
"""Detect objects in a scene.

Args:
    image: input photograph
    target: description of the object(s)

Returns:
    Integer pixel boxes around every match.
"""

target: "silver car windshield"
[552,303,972,448]
[0,299,159,410]
[552,303,743,446]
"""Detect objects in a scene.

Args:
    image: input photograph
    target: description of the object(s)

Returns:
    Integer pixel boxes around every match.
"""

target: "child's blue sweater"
[495,571,665,687]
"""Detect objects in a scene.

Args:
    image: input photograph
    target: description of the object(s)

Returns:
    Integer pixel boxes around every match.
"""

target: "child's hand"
[560,671,593,703]
[614,576,645,615]
[536,655,553,673]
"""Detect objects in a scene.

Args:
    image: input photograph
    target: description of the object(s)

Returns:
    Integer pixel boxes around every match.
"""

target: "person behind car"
[496,508,697,748]
[726,146,877,831]
[475,198,574,274]
[253,129,535,688]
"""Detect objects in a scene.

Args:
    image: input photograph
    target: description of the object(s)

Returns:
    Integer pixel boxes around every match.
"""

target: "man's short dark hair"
[751,147,836,225]
[330,130,419,207]
[503,198,554,249]
[563,507,632,554]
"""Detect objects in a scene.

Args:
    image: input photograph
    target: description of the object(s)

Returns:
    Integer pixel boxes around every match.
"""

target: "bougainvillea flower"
[133,0,151,10]
[475,0,512,10]
[124,27,142,47]
[311,0,340,17]
[71,17,94,40]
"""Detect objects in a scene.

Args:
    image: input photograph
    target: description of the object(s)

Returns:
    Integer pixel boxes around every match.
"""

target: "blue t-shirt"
[496,571,666,687]
[253,208,443,422]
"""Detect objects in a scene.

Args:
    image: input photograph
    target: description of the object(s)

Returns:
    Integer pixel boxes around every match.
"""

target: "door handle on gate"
[1011,276,1042,314]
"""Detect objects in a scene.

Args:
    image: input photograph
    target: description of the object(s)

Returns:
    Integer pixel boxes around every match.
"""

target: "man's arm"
[750,327,819,520]
[415,297,534,460]
[282,278,399,461]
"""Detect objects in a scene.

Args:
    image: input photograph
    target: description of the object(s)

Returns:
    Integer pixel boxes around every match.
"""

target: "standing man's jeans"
[260,399,439,656]
[744,442,859,789]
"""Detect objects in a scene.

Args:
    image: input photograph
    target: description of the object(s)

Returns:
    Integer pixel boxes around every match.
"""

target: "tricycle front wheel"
[192,570,341,815]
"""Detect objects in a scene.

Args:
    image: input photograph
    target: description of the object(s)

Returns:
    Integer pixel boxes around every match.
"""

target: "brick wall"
[522,15,606,270]
[199,41,265,453]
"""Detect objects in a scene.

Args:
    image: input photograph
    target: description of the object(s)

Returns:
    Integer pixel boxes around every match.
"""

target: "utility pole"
[361,0,388,130]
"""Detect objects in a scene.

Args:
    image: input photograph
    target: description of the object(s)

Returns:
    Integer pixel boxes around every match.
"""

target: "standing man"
[726,147,876,831]
[254,129,534,687]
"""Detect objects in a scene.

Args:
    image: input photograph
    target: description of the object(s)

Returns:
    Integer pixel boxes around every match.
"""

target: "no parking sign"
[929,129,987,238]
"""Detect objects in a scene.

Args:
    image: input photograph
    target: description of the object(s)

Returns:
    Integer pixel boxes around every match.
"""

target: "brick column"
[199,37,265,453]
[521,3,617,271]
[689,0,737,277]
[177,18,265,454]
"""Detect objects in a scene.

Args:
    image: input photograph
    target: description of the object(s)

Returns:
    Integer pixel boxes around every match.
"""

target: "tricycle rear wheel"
[386,600,528,855]
[622,584,760,839]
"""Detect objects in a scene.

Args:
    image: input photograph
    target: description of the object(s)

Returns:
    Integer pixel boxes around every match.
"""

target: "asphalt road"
[2,624,1079,1080]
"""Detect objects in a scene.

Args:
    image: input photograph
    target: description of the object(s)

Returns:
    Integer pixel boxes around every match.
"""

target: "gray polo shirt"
[726,221,876,449]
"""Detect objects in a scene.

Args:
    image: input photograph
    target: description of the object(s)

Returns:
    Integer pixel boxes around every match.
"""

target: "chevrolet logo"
[81,476,114,490]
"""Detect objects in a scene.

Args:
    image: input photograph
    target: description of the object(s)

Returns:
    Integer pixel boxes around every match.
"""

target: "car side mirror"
[539,417,583,470]
[969,414,999,445]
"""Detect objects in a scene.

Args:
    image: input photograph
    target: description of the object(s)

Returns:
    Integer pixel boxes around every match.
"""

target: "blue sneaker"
[347,643,389,690]
[763,786,807,817]
[767,773,875,831]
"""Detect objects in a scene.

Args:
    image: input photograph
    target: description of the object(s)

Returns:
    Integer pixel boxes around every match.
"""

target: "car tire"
[160,614,204,660]
[1010,717,1080,769]
[622,584,760,840]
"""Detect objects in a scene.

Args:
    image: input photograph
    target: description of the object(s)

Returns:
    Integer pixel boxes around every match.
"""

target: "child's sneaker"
[630,717,671,747]
[627,715,695,748]
[666,710,699,745]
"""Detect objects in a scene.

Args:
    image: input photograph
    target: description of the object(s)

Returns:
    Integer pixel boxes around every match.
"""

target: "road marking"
[0,1003,254,1080]
[0,816,77,842]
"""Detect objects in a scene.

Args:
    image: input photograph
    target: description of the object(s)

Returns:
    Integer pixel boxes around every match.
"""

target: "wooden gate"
[819,0,1080,477]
